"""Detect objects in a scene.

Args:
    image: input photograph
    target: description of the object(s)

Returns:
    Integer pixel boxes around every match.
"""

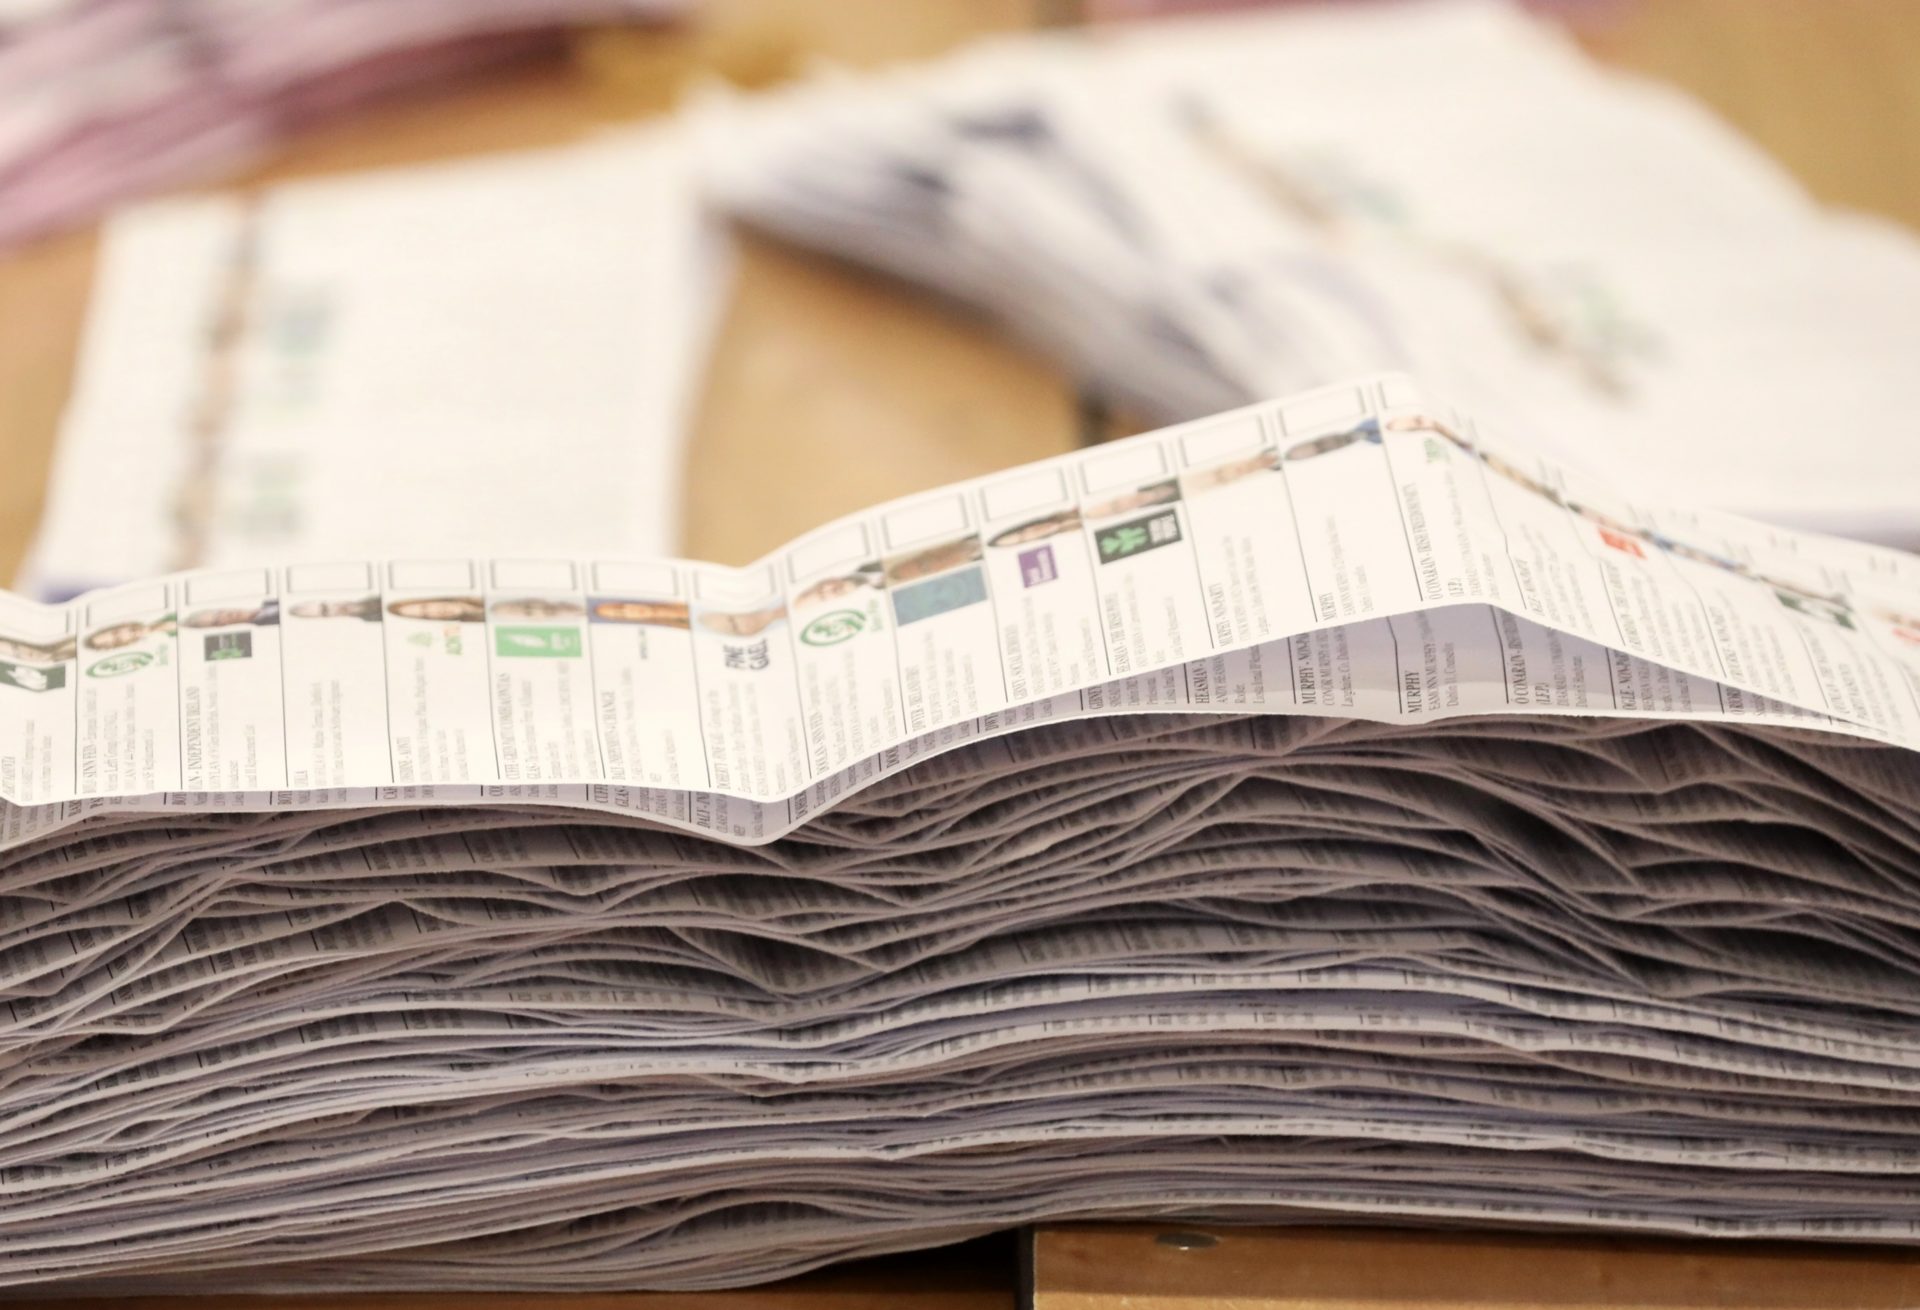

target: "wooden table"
[1030,1224,1920,1309]
[4,1,1920,1306]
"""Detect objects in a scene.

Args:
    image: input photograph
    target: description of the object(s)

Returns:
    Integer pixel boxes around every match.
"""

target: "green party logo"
[88,651,153,679]
[1096,509,1183,565]
[800,609,867,647]
[495,626,583,658]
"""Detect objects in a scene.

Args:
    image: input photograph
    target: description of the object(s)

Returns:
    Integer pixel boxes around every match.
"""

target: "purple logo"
[1018,545,1058,587]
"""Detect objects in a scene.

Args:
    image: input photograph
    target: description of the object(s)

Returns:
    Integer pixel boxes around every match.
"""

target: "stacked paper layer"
[2,376,1919,1290]
[702,0,1920,546]
[0,0,689,250]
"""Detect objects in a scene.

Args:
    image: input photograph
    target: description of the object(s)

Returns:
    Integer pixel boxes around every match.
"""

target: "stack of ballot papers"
[3,374,1920,1291]
[23,127,727,599]
[0,0,690,250]
[703,0,1920,547]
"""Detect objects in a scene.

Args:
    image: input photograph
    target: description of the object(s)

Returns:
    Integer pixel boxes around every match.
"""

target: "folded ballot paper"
[4,374,1920,1291]
[703,0,1920,548]
[24,127,726,600]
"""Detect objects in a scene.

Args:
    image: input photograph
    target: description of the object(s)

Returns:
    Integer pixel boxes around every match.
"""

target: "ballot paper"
[0,0,691,249]
[3,373,1920,1291]
[702,0,1920,547]
[23,127,728,599]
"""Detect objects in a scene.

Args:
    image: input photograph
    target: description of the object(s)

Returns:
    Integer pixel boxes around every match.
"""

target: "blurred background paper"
[24,128,725,598]
[706,0,1920,547]
[0,0,692,250]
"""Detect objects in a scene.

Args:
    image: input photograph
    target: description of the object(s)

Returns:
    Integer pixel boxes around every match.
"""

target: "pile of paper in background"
[703,0,1920,546]
[0,0,692,250]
